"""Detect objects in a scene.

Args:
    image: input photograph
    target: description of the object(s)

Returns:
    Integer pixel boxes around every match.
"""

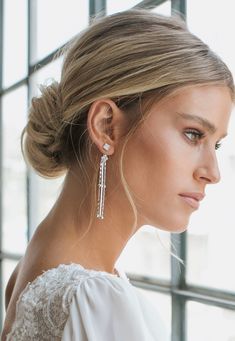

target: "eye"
[184,129,205,144]
[184,129,222,150]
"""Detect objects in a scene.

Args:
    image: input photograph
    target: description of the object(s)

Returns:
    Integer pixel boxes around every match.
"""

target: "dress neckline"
[26,262,129,289]
[65,262,128,280]
[5,263,130,340]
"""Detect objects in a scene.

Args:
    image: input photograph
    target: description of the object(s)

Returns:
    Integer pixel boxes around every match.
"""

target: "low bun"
[21,81,67,178]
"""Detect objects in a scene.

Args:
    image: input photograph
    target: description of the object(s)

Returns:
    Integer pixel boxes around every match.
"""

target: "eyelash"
[184,129,222,150]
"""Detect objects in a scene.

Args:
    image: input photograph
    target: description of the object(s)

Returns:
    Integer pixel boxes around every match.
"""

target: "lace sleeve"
[5,264,99,340]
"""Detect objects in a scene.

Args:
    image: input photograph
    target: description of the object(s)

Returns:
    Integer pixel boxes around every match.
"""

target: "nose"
[194,151,221,184]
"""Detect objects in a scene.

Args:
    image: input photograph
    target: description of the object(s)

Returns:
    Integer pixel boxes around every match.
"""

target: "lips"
[179,192,205,209]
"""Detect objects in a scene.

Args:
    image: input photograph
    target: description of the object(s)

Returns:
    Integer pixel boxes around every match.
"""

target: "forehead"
[147,85,233,129]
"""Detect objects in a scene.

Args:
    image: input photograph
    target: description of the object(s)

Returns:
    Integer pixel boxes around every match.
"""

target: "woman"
[2,8,234,341]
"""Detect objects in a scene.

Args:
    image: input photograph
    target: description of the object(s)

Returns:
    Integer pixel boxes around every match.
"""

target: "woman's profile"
[1,8,234,341]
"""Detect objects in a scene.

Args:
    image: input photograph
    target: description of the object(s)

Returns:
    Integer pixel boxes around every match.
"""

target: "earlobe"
[87,99,126,155]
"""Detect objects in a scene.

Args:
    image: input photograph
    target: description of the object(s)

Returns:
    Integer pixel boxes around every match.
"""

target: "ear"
[87,99,128,155]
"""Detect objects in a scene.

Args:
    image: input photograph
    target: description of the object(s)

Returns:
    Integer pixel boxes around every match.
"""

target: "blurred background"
[0,0,235,340]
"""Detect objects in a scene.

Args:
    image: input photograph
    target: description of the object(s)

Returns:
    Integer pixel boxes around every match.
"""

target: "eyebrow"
[176,112,227,138]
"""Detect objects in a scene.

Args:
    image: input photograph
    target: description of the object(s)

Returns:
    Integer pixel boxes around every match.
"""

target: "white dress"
[6,263,168,340]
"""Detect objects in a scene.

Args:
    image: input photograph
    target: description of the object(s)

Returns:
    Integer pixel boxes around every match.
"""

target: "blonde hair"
[21,9,235,265]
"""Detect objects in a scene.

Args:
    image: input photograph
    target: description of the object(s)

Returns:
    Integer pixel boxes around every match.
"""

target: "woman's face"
[124,85,233,232]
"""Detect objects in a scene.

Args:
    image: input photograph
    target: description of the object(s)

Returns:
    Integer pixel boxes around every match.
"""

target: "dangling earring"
[96,143,110,219]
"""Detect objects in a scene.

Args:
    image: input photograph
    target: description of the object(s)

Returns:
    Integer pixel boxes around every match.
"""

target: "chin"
[172,225,188,234]
[159,225,188,234]
[155,218,189,233]
[141,211,190,233]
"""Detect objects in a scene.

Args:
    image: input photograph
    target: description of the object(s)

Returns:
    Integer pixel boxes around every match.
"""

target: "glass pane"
[187,301,235,341]
[3,0,28,88]
[186,0,235,292]
[31,0,89,64]
[187,113,235,291]
[187,0,235,75]
[32,176,65,236]
[1,259,18,321]
[151,1,171,16]
[136,288,171,340]
[106,0,141,14]
[28,58,65,237]
[30,57,63,97]
[117,225,171,280]
[2,86,28,254]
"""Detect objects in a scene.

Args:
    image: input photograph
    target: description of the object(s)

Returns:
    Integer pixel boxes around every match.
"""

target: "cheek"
[123,128,197,230]
[123,128,181,196]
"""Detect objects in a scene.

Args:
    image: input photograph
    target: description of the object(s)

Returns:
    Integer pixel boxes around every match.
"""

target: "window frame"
[0,1,235,340]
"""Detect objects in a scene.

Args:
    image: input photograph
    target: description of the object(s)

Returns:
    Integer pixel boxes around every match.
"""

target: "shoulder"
[37,263,133,312]
[17,263,130,316]
[71,267,134,309]
[61,267,167,341]
[5,263,131,340]
[2,258,23,341]
[22,263,133,327]
[5,257,23,310]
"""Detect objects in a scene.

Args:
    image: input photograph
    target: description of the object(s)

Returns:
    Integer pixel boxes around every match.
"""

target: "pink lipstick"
[179,192,205,209]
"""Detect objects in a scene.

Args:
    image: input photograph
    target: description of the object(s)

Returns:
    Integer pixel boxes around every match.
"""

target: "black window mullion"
[171,0,186,16]
[170,0,187,337]
[89,0,106,19]
[171,232,187,341]
[134,0,168,9]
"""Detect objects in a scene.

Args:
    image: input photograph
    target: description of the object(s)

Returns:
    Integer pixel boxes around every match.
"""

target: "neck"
[42,164,139,274]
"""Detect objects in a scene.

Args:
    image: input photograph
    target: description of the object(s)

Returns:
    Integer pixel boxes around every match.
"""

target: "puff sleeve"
[61,275,168,341]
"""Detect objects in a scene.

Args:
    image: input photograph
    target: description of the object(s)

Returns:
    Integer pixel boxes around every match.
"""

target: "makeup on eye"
[176,112,228,140]
[215,141,222,150]
[184,128,205,144]
[183,128,222,150]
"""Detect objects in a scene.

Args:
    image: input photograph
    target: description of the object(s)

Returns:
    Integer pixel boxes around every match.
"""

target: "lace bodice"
[6,263,128,341]
[6,263,168,341]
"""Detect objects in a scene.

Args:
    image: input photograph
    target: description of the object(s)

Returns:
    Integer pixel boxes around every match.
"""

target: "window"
[2,0,27,88]
[1,1,234,340]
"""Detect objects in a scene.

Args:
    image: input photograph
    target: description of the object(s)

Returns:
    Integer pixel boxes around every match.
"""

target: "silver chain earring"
[96,143,110,219]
